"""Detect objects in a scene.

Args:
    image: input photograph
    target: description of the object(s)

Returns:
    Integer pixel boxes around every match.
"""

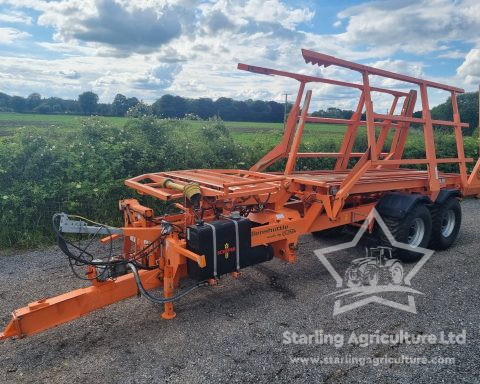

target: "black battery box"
[186,217,273,280]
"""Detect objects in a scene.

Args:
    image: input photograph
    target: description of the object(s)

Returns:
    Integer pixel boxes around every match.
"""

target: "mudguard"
[433,189,461,205]
[376,192,432,219]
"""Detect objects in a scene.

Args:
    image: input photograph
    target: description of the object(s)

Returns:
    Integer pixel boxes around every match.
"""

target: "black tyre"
[312,226,344,239]
[429,197,462,250]
[377,204,432,262]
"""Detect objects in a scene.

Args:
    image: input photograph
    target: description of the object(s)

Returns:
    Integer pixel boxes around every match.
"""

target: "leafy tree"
[268,100,285,123]
[10,96,27,112]
[152,94,187,118]
[27,93,42,110]
[112,94,127,116]
[125,97,139,111]
[192,98,215,119]
[0,92,11,111]
[96,103,113,116]
[215,97,239,120]
[52,104,62,113]
[431,91,478,135]
[33,103,51,114]
[248,99,271,122]
[60,98,81,114]
[78,91,99,115]
[311,107,354,119]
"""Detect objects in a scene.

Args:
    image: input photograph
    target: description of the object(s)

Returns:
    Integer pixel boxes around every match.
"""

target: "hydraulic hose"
[128,263,208,303]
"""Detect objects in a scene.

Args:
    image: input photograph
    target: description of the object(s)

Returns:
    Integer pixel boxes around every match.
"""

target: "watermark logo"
[314,208,434,315]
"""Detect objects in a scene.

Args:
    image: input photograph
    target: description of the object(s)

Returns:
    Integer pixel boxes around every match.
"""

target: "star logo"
[314,208,434,315]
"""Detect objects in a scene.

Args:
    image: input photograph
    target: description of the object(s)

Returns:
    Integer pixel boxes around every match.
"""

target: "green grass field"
[0,112,347,146]
[0,112,126,136]
[3,111,475,160]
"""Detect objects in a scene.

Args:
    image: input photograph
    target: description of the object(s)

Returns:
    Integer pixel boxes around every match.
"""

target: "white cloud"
[0,0,477,110]
[239,0,314,30]
[34,0,191,55]
[59,70,80,79]
[437,50,467,59]
[337,0,480,54]
[457,48,480,84]
[368,58,425,88]
[0,10,33,24]
[0,27,30,44]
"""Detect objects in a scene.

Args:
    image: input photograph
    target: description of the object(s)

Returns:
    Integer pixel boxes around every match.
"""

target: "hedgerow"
[0,117,477,248]
[0,117,243,247]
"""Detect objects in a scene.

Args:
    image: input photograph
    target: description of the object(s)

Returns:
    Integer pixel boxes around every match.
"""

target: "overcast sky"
[1,0,480,110]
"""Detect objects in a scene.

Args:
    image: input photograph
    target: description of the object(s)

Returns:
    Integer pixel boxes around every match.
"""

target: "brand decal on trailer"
[252,224,297,239]
[217,243,236,259]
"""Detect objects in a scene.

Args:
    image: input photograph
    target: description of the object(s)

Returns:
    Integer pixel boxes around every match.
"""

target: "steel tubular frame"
[241,49,480,201]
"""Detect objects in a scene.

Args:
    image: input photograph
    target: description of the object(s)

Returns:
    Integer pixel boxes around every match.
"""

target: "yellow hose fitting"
[162,179,202,207]
[183,182,201,201]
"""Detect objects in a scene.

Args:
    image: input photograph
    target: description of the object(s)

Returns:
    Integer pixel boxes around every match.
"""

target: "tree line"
[0,91,290,122]
[0,90,478,133]
[0,90,355,123]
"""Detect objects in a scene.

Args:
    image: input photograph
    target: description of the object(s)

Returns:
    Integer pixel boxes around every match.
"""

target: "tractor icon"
[344,247,404,288]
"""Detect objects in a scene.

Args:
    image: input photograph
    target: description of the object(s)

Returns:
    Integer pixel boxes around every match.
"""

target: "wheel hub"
[441,209,456,238]
[407,217,425,247]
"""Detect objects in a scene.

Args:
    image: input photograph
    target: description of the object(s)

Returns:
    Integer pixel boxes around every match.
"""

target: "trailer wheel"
[428,197,462,250]
[377,204,432,262]
[312,226,344,239]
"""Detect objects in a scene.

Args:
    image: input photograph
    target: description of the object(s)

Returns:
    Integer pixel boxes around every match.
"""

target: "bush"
[126,101,153,118]
[0,117,241,248]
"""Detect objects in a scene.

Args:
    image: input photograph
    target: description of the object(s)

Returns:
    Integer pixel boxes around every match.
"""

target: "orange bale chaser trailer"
[2,49,480,340]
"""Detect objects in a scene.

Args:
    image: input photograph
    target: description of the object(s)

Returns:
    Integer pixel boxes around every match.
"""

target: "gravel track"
[1,199,479,383]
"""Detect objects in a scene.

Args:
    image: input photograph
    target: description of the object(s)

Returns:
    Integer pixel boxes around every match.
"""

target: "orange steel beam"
[335,91,365,170]
[466,158,480,194]
[237,63,409,97]
[288,171,463,193]
[333,155,373,217]
[250,82,305,171]
[285,90,312,174]
[373,113,469,128]
[375,95,399,156]
[372,158,473,165]
[305,116,400,128]
[295,152,389,158]
[387,90,418,165]
[391,90,417,160]
[362,71,378,161]
[451,91,468,185]
[0,268,161,340]
[302,49,465,93]
[419,83,441,201]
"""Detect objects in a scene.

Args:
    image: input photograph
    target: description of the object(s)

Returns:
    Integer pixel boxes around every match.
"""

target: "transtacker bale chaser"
[2,49,480,340]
